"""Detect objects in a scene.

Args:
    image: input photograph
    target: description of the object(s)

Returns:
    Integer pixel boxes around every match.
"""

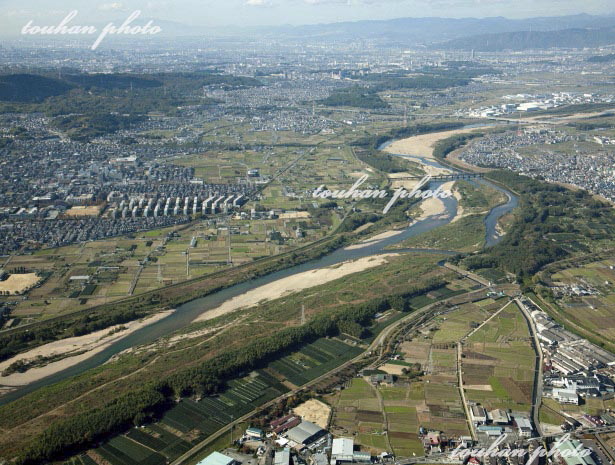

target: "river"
[0,135,518,406]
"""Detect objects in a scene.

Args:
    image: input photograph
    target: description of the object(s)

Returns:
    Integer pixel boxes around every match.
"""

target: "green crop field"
[463,302,535,412]
[545,258,615,351]
[95,436,167,465]
[329,378,390,454]
[87,371,287,465]
[268,338,363,386]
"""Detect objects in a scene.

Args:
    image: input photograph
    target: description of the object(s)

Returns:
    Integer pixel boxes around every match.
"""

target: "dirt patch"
[357,410,383,423]
[293,399,331,429]
[465,384,493,391]
[278,212,311,219]
[0,273,41,295]
[64,206,102,217]
[379,363,407,375]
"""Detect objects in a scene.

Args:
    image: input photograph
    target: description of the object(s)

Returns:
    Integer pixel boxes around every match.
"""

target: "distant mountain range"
[7,13,615,51]
[436,25,615,51]
[176,14,615,51]
[258,14,615,46]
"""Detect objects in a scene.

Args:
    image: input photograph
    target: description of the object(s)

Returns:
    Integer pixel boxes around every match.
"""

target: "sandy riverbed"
[450,184,466,223]
[0,310,174,388]
[344,230,405,250]
[193,254,398,323]
[383,126,493,160]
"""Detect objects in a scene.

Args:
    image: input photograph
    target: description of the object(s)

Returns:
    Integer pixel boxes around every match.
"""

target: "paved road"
[457,341,476,441]
[443,263,492,287]
[172,287,493,464]
[515,297,544,438]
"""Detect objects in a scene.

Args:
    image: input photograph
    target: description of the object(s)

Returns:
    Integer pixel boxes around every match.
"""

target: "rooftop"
[332,438,354,457]
[197,452,235,465]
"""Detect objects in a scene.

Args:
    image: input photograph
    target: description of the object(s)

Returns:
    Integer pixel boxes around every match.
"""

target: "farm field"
[328,378,390,454]
[329,300,504,458]
[79,337,362,465]
[547,258,615,350]
[383,297,511,452]
[462,302,535,412]
[268,338,364,387]
[82,371,287,465]
[3,214,327,324]
[431,300,499,344]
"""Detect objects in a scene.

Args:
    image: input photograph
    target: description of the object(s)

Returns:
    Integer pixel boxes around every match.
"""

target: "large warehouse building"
[286,421,326,446]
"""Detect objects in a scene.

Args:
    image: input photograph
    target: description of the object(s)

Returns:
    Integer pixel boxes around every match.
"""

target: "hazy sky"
[1,0,614,31]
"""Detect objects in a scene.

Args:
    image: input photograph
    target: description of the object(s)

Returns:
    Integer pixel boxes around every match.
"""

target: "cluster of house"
[470,405,534,439]
[549,283,599,299]
[464,92,614,118]
[593,136,615,146]
[197,418,381,465]
[545,373,615,405]
[526,301,615,406]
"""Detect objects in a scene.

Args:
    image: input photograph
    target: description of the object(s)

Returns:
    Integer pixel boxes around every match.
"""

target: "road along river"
[0,131,518,406]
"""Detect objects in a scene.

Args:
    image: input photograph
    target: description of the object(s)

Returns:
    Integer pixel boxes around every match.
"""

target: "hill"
[261,14,615,45]
[588,53,615,63]
[0,74,74,103]
[436,26,615,51]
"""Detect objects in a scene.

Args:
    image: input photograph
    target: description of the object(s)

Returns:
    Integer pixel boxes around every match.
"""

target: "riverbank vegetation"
[454,171,615,284]
[0,253,456,463]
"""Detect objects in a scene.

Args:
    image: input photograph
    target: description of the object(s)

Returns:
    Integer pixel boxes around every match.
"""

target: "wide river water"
[0,137,518,405]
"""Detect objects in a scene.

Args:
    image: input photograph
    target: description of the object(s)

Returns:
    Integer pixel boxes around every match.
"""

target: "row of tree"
[0,235,348,363]
[455,170,615,282]
[18,282,446,464]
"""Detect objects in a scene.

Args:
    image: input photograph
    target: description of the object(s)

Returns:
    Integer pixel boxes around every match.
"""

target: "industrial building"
[552,440,597,465]
[489,409,510,425]
[274,448,291,465]
[331,438,354,464]
[551,387,579,405]
[197,452,237,465]
[514,417,533,438]
[286,421,326,447]
[271,415,301,434]
[470,405,487,425]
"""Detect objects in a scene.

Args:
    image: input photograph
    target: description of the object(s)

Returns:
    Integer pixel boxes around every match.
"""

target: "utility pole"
[301,304,305,325]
